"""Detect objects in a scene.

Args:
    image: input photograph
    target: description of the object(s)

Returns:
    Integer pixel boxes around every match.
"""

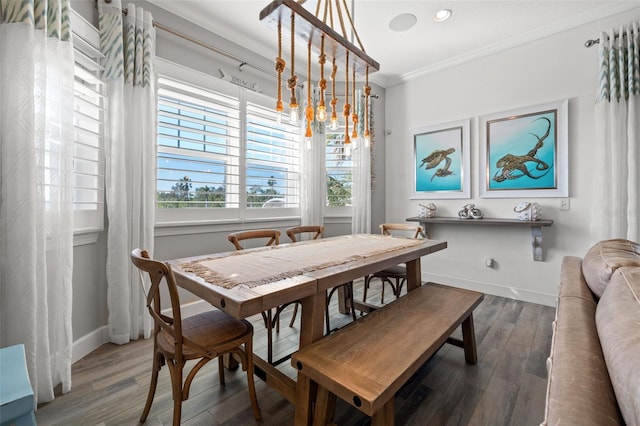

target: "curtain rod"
[585,31,625,48]
[96,0,379,98]
[97,0,272,75]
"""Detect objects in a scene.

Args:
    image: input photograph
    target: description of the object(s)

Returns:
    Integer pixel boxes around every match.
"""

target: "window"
[155,60,300,223]
[325,127,352,207]
[71,11,105,233]
[157,77,241,209]
[245,101,299,208]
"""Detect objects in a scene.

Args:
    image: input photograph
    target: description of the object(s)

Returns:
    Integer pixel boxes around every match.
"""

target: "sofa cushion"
[543,295,622,425]
[596,267,640,426]
[582,239,640,298]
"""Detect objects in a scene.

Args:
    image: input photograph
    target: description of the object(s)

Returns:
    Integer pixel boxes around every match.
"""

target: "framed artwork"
[479,99,568,198]
[412,119,470,199]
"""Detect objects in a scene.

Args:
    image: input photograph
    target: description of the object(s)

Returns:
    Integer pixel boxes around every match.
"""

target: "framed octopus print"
[479,99,568,198]
[412,119,470,199]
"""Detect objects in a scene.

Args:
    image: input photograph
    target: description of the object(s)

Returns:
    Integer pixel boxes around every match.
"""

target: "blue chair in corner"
[0,344,36,426]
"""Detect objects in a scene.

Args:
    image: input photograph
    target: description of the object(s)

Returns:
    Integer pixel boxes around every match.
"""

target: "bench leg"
[371,398,395,426]
[461,313,478,364]
[313,386,337,426]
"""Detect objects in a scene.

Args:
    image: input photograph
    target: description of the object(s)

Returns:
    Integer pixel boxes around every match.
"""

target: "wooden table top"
[169,234,447,319]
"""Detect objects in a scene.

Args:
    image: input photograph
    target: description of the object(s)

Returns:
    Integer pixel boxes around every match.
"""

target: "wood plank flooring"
[35,280,555,426]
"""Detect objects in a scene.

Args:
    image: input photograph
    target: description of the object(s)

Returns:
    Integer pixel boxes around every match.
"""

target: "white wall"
[384,7,640,306]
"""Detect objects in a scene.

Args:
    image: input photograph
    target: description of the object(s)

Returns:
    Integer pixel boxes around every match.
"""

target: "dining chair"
[227,229,300,365]
[285,225,357,334]
[130,249,261,426]
[363,223,426,304]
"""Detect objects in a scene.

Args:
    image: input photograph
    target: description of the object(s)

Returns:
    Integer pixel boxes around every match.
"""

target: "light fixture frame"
[260,0,380,75]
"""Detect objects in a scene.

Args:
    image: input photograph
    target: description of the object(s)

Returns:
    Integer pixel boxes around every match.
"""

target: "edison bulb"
[305,136,312,150]
[329,117,338,130]
[316,105,327,122]
[276,111,282,124]
[289,106,298,125]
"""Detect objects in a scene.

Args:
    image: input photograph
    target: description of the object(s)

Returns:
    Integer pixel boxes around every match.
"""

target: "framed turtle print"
[412,119,470,200]
[479,99,568,198]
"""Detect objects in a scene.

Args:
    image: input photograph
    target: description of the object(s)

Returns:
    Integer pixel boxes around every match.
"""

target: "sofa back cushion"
[582,239,640,298]
[596,267,640,425]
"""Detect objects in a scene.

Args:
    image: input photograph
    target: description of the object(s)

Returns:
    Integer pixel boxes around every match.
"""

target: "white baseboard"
[422,272,557,307]
[72,326,109,364]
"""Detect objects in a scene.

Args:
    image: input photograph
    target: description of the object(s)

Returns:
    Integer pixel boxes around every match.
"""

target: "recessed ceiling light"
[433,9,452,22]
[389,13,417,32]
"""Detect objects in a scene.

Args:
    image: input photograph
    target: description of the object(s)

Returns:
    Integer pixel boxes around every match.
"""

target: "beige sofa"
[542,239,640,426]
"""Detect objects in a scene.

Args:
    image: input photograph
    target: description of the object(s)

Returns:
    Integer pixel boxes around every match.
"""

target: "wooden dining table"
[169,233,447,425]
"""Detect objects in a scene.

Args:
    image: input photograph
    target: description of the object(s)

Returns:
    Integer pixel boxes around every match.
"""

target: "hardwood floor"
[35,280,555,426]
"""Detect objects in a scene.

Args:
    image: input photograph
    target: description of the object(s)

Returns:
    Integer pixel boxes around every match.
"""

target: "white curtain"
[98,0,155,344]
[591,22,640,243]
[352,90,372,234]
[0,0,74,403]
[301,81,326,226]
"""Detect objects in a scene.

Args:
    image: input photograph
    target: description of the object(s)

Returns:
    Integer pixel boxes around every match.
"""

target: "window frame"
[70,10,105,238]
[155,59,301,226]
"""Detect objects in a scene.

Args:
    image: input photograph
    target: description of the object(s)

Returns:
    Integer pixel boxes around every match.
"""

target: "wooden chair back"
[227,229,281,250]
[380,223,425,239]
[286,225,324,243]
[130,249,184,359]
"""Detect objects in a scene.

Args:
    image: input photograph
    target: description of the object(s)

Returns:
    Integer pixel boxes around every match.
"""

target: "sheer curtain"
[591,22,640,243]
[352,91,372,234]
[0,0,74,402]
[98,0,156,344]
[301,82,326,226]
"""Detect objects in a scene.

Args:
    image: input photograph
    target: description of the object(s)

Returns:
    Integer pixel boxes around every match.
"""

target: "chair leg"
[266,309,274,364]
[218,356,225,386]
[140,350,162,423]
[363,275,371,303]
[289,302,299,327]
[244,339,262,421]
[169,361,184,426]
[347,282,357,322]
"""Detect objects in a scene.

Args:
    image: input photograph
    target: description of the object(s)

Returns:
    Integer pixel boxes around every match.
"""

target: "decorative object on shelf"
[514,201,543,221]
[412,119,471,200]
[458,204,483,219]
[479,99,568,198]
[418,203,437,218]
[260,0,379,148]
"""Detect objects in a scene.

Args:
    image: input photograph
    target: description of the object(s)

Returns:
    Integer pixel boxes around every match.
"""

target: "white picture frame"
[479,99,568,198]
[411,119,471,200]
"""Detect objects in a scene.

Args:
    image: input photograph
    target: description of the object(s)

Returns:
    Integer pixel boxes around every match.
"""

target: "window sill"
[73,230,101,247]
[155,216,301,237]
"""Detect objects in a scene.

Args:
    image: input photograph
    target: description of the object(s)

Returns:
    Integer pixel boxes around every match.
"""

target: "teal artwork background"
[414,126,463,192]
[487,110,557,191]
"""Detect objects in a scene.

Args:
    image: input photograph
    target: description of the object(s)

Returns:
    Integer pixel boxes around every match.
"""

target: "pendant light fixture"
[260,0,379,146]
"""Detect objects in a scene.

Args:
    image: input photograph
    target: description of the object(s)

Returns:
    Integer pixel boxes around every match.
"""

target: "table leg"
[371,398,395,426]
[294,291,327,425]
[312,386,336,425]
[461,313,478,364]
[405,257,422,292]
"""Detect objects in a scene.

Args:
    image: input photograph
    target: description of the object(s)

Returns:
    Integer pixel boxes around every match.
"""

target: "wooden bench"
[291,283,484,425]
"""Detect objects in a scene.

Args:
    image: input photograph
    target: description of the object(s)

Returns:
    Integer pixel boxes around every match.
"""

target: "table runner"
[179,234,424,289]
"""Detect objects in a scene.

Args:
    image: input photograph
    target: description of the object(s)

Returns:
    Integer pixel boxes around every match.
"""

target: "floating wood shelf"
[406,216,554,261]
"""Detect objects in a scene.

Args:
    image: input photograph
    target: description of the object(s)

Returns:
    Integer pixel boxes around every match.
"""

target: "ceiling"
[149,1,638,88]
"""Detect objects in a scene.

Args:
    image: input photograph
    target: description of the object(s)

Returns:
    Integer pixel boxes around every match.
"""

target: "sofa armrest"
[542,256,623,426]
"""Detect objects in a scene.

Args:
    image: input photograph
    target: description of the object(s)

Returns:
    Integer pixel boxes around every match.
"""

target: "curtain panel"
[352,90,372,234]
[0,0,75,403]
[301,82,326,227]
[98,0,155,344]
[591,22,640,242]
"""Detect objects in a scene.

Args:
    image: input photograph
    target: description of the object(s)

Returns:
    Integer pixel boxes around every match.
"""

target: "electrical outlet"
[560,198,570,211]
